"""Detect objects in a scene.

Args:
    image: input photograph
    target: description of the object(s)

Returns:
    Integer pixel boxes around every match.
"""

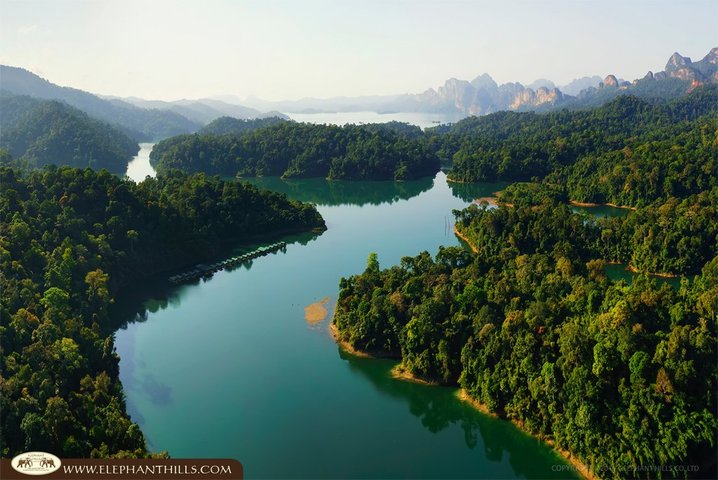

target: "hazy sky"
[1,0,716,101]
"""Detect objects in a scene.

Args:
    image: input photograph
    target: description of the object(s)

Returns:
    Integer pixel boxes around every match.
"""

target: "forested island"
[150,121,438,180]
[0,93,139,173]
[0,166,325,457]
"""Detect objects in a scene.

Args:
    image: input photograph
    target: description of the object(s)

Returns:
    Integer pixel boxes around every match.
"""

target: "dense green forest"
[439,85,717,195]
[333,85,718,479]
[334,204,717,478]
[149,87,716,194]
[545,116,717,206]
[0,166,324,457]
[199,116,288,135]
[150,122,439,180]
[0,93,139,172]
[2,64,716,476]
[459,193,718,277]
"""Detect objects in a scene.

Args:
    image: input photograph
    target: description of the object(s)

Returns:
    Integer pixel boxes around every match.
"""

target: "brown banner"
[0,458,242,480]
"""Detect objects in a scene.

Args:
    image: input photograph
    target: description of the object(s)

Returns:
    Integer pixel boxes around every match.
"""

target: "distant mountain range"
[237,47,718,115]
[1,46,715,148]
[102,96,289,125]
[0,66,287,141]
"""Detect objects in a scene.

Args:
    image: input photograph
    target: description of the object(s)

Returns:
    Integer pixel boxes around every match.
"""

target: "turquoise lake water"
[114,172,581,479]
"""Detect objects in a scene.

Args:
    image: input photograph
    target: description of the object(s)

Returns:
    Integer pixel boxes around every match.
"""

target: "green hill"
[0,93,139,172]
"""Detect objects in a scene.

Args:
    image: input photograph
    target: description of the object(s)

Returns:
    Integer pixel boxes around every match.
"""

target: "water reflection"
[338,349,577,479]
[604,263,683,288]
[446,181,508,203]
[242,176,434,207]
[139,375,173,406]
[110,231,322,332]
[113,172,581,477]
[569,204,629,219]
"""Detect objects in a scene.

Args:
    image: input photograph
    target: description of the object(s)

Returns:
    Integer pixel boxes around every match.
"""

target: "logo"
[10,452,61,476]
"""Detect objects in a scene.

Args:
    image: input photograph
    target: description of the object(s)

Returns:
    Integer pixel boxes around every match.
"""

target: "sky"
[0,0,716,101]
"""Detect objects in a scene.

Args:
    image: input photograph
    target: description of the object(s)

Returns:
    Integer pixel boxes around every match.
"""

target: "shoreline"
[446,177,467,184]
[460,387,597,480]
[589,259,684,280]
[117,223,326,290]
[390,364,439,386]
[453,225,479,253]
[569,200,637,211]
[473,196,514,208]
[626,264,681,278]
[328,323,375,358]
[474,196,499,206]
[329,324,596,480]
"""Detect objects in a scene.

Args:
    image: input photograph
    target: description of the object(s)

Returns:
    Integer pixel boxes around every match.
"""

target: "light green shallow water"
[114,172,580,479]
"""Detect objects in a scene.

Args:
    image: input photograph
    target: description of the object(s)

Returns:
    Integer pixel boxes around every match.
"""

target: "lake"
[113,172,579,479]
[125,143,156,181]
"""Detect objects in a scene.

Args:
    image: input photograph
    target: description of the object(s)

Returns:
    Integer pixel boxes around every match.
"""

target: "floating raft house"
[168,241,287,284]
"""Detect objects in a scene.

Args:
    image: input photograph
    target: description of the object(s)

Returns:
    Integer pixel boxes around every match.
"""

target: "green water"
[604,263,683,288]
[114,172,578,479]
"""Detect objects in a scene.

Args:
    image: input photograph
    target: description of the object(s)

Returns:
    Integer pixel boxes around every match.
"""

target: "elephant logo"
[11,452,61,475]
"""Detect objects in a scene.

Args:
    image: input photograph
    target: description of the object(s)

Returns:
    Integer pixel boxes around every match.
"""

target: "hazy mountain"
[237,47,717,117]
[397,74,567,114]
[115,96,289,124]
[3,47,714,140]
[571,47,718,107]
[0,65,201,141]
[396,48,717,114]
[661,48,718,82]
[237,94,405,114]
[527,78,557,90]
[0,92,138,172]
[559,76,603,95]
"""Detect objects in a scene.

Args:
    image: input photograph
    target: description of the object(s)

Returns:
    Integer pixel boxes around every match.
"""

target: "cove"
[113,172,579,479]
[604,263,683,288]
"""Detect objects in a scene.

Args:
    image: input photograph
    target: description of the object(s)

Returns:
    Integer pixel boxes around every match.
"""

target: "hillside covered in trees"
[149,86,716,193]
[0,66,202,142]
[198,116,288,136]
[0,93,139,172]
[333,85,718,479]
[438,85,717,201]
[150,122,439,181]
[0,166,324,457]
[334,202,717,478]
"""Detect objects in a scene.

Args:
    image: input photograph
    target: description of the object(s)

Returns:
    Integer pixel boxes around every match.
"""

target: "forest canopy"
[438,85,717,204]
[333,85,718,479]
[0,93,139,173]
[150,122,439,181]
[334,203,718,478]
[0,166,324,457]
